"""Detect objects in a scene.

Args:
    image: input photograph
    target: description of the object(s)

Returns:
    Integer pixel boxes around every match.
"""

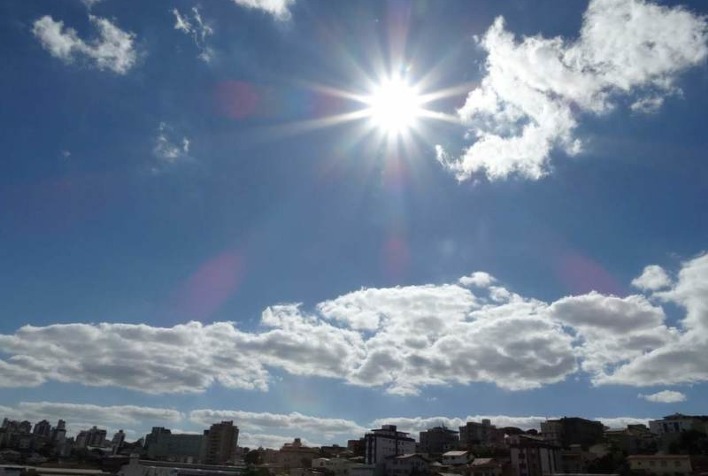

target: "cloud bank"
[437,0,708,181]
[0,253,706,396]
[0,401,652,448]
[32,15,137,74]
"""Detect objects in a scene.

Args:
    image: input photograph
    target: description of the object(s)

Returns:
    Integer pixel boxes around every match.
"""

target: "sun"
[364,76,423,135]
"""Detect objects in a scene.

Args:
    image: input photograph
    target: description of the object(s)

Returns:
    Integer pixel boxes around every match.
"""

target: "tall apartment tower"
[364,425,416,465]
[202,421,239,465]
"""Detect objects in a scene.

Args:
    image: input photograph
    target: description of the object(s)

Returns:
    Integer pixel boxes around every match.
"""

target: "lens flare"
[365,76,423,135]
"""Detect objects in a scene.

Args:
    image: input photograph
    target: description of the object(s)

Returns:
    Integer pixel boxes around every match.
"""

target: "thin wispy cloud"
[152,122,191,172]
[172,7,214,63]
[437,0,708,181]
[32,14,137,74]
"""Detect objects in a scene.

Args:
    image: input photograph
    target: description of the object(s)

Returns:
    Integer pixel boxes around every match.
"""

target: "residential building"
[441,451,471,466]
[52,420,67,445]
[627,454,692,476]
[118,454,245,476]
[604,425,655,454]
[144,428,204,463]
[540,418,604,449]
[262,438,319,470]
[32,420,52,439]
[649,414,708,436]
[111,430,126,454]
[364,425,416,465]
[312,457,356,476]
[508,434,560,476]
[419,427,458,455]
[76,427,107,449]
[384,454,430,476]
[469,458,504,476]
[203,421,239,466]
[459,420,501,449]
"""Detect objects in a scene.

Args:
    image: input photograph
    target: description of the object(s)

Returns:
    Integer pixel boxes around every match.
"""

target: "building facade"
[419,427,458,455]
[508,434,560,476]
[364,425,416,465]
[459,420,501,449]
[203,421,239,466]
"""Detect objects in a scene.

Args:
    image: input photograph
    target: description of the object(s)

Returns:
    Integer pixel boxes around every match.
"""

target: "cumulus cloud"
[600,254,708,386]
[32,14,137,74]
[231,0,295,20]
[639,390,687,403]
[438,0,708,181]
[0,253,707,394]
[172,7,214,63]
[547,292,678,379]
[632,265,672,291]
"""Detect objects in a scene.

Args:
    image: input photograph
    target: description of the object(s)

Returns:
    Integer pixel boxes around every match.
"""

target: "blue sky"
[1,0,708,449]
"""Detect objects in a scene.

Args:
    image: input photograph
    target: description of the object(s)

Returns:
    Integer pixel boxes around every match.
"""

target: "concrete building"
[459,420,501,449]
[144,428,204,463]
[262,438,319,470]
[52,420,67,445]
[540,418,603,449]
[312,457,356,476]
[33,420,52,438]
[508,434,560,476]
[384,454,430,476]
[419,427,459,456]
[441,451,471,466]
[76,426,107,448]
[469,458,504,476]
[118,454,245,476]
[109,430,126,454]
[604,425,655,454]
[627,454,692,476]
[649,414,708,436]
[364,425,416,465]
[202,422,239,466]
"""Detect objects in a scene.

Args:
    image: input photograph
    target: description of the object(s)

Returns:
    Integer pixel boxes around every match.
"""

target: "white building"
[118,454,245,476]
[383,454,430,476]
[649,414,707,436]
[441,450,471,466]
[627,454,692,476]
[364,425,416,465]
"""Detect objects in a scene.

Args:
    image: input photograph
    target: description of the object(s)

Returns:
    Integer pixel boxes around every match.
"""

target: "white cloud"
[231,0,295,20]
[239,432,318,449]
[632,265,673,291]
[639,390,687,403]
[189,410,365,438]
[371,415,548,434]
[81,0,103,8]
[32,14,137,74]
[597,254,708,386]
[0,253,707,394]
[439,0,708,181]
[172,7,214,63]
[152,122,191,171]
[547,292,678,379]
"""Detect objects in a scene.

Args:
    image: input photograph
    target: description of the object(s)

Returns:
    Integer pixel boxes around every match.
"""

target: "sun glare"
[365,77,423,135]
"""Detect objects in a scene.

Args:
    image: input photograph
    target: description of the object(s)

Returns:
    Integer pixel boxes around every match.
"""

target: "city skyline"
[1,0,708,454]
